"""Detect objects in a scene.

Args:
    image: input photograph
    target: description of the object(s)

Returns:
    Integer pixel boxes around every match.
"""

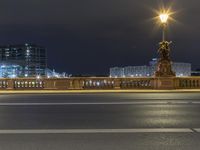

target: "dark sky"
[0,0,199,75]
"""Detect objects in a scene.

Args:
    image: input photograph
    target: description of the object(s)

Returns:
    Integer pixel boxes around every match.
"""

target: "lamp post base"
[153,77,175,90]
[155,59,175,77]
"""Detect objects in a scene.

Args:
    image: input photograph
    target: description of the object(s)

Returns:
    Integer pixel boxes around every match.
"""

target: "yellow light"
[159,13,169,23]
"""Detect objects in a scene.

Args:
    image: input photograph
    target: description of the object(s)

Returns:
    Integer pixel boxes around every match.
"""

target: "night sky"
[0,0,199,75]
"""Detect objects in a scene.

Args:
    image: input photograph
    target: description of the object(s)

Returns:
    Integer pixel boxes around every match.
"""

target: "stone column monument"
[154,12,176,89]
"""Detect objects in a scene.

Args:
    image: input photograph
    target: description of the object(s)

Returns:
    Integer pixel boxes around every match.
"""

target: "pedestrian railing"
[176,77,200,89]
[0,80,8,89]
[83,79,114,89]
[13,79,44,89]
[120,78,153,89]
[0,77,200,90]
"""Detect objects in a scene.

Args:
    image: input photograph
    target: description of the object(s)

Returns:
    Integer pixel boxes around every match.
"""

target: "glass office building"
[0,43,47,78]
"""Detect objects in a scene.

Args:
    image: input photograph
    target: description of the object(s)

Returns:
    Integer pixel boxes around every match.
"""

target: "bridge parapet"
[0,77,199,90]
[175,77,200,89]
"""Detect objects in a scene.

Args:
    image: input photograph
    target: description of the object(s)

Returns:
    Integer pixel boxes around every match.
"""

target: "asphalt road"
[1,93,200,150]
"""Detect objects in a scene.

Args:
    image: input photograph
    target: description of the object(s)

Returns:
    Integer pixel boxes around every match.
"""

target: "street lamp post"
[154,12,175,77]
[159,13,169,41]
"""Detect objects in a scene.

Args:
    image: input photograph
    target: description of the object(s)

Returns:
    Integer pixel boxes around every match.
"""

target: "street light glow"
[159,13,169,23]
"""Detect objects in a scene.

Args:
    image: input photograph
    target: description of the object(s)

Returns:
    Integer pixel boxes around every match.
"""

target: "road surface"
[0,93,200,150]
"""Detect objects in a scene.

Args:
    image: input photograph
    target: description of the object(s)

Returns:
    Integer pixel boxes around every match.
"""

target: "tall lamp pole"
[154,12,175,77]
[159,13,169,41]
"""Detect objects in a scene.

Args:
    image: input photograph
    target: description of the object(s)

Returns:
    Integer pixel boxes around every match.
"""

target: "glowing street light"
[159,13,169,24]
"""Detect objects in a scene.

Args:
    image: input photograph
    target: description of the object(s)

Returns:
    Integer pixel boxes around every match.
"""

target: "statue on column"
[154,41,175,77]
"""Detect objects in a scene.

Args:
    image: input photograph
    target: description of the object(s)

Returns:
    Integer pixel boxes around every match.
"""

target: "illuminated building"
[109,67,124,78]
[110,58,191,77]
[0,43,47,78]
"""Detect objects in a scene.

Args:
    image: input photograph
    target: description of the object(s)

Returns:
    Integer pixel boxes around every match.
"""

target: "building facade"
[110,67,124,77]
[0,43,47,78]
[110,59,191,77]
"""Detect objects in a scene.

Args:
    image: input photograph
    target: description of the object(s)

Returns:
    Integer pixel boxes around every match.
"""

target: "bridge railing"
[119,78,153,89]
[82,77,154,89]
[83,79,114,89]
[14,79,44,89]
[0,77,155,90]
[175,77,200,89]
[0,79,8,89]
[0,77,200,90]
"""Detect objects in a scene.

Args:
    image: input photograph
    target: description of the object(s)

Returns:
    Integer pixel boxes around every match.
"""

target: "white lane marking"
[0,101,195,106]
[193,129,200,132]
[190,102,200,104]
[0,128,193,134]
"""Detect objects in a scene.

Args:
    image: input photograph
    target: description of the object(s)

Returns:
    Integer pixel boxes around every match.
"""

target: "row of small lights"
[110,74,151,78]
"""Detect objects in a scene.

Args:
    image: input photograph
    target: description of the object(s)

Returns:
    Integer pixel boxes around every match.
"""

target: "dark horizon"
[0,0,199,75]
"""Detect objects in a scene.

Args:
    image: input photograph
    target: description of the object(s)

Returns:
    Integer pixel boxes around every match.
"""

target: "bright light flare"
[151,6,175,25]
[159,13,169,23]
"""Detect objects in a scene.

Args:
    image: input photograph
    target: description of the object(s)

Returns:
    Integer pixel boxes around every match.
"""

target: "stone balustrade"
[175,77,200,89]
[0,77,199,90]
